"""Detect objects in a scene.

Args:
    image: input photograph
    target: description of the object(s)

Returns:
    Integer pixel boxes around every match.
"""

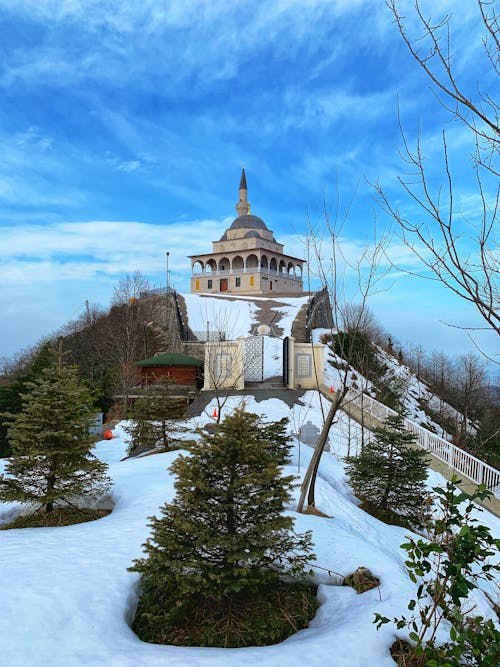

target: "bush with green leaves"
[375,479,500,666]
[129,408,316,646]
[345,411,429,526]
[0,363,111,515]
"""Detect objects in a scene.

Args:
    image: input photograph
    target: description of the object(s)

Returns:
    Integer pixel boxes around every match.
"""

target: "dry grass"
[133,582,319,648]
[390,639,425,666]
[1,507,112,529]
[343,567,380,594]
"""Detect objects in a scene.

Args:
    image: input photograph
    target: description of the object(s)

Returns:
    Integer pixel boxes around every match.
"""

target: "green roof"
[136,353,204,367]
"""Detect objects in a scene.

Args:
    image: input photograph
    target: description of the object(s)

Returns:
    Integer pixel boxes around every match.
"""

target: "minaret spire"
[236,167,251,216]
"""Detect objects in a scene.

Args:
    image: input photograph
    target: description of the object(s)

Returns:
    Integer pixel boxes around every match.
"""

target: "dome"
[218,231,228,241]
[244,230,262,239]
[230,214,268,230]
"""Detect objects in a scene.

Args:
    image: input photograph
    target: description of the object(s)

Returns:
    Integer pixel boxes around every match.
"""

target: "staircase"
[291,303,309,342]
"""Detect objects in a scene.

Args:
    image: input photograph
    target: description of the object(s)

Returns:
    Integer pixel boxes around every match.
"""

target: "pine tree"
[130,409,315,639]
[125,380,185,456]
[0,363,111,515]
[345,411,429,526]
[0,342,54,457]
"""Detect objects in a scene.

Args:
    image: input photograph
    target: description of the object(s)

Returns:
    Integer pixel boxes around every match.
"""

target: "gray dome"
[218,231,228,241]
[230,214,268,230]
[244,230,262,239]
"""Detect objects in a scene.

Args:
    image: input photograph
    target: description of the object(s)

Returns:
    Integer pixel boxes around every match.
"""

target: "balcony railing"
[192,267,303,280]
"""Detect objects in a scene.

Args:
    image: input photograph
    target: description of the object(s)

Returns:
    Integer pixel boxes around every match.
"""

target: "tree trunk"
[297,387,347,512]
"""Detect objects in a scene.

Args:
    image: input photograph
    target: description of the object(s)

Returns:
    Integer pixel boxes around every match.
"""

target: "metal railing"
[189,330,227,342]
[139,286,175,297]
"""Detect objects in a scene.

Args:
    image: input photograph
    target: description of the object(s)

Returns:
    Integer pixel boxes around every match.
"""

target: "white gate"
[244,336,264,383]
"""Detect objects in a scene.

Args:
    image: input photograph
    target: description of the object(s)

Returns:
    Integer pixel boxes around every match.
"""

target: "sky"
[0,0,498,371]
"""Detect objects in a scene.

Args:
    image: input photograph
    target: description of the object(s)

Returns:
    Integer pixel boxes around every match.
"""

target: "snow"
[181,293,259,338]
[314,328,469,442]
[181,292,309,340]
[1,390,498,667]
[181,293,310,380]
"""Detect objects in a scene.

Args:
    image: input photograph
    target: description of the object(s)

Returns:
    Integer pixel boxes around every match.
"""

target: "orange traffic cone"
[329,386,335,394]
[212,408,218,418]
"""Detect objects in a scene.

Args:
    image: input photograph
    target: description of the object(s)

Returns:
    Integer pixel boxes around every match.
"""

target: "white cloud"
[0,218,227,284]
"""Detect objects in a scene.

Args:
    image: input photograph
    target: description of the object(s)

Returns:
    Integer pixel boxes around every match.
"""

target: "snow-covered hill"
[1,392,498,667]
[182,292,310,338]
[318,331,468,443]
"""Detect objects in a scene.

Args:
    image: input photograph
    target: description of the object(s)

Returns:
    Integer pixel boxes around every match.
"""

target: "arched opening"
[279,260,286,274]
[296,264,303,277]
[205,259,216,274]
[193,260,204,274]
[260,254,269,270]
[232,255,244,271]
[287,262,294,276]
[270,257,277,273]
[218,257,230,272]
[246,254,258,269]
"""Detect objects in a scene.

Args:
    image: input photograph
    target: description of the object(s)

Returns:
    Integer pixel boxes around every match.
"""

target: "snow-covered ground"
[182,293,309,340]
[1,392,498,667]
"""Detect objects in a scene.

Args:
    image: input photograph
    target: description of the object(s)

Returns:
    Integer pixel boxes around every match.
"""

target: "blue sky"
[0,0,497,368]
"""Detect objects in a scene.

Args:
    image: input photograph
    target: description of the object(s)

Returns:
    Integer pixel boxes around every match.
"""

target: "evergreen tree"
[130,409,314,631]
[0,342,54,457]
[0,363,111,514]
[345,411,429,526]
[125,380,186,456]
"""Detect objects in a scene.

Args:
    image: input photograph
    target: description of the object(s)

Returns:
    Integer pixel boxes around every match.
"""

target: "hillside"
[0,391,498,667]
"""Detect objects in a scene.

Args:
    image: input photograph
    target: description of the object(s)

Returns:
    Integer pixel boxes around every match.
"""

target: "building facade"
[189,170,305,295]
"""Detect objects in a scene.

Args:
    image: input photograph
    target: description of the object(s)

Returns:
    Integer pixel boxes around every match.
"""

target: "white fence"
[341,389,500,499]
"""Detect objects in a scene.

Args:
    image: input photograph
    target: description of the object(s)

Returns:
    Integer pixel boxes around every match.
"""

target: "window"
[250,275,255,286]
[207,279,213,289]
[235,277,241,287]
[195,279,200,290]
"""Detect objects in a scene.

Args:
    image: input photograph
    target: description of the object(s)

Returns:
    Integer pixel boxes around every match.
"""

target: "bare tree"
[104,271,155,417]
[452,352,487,443]
[375,1,499,341]
[297,202,392,512]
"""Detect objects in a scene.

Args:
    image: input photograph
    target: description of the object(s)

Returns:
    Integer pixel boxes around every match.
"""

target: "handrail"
[320,385,500,499]
[191,268,302,280]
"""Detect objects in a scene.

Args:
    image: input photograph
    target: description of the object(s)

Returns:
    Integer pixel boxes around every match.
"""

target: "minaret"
[235,167,251,216]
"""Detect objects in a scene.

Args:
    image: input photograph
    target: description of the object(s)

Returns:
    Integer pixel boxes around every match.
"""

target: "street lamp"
[166,252,170,292]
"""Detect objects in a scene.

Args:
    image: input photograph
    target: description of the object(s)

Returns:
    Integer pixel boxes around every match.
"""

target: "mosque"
[188,170,305,295]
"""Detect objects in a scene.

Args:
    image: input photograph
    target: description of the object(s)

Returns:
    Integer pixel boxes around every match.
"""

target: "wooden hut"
[136,353,204,389]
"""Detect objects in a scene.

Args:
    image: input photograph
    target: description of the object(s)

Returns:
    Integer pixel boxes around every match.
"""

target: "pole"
[166,252,170,292]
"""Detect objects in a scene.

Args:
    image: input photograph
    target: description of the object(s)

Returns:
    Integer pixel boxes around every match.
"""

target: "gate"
[244,336,264,383]
[282,336,289,386]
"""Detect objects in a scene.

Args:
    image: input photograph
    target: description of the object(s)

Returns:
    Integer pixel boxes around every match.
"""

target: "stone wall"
[306,287,333,339]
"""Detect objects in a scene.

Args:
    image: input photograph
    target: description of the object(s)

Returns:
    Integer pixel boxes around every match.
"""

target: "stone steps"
[291,302,309,343]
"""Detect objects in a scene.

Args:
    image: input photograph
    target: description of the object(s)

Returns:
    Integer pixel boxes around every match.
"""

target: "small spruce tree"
[130,408,316,646]
[345,411,429,526]
[125,379,185,455]
[0,363,111,515]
